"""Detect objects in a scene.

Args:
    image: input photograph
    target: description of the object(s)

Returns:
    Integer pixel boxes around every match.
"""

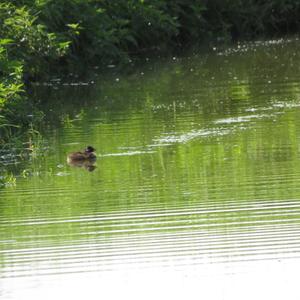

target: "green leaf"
[0,39,14,45]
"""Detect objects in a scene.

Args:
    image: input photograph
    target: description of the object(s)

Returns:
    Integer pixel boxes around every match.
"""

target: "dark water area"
[1,37,300,299]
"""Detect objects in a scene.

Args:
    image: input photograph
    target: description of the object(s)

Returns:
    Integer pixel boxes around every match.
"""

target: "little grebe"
[67,146,96,162]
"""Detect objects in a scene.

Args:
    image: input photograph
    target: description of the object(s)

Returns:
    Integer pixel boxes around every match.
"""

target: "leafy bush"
[2,0,300,144]
[0,2,71,142]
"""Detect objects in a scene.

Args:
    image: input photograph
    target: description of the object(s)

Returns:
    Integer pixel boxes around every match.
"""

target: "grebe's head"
[85,146,95,153]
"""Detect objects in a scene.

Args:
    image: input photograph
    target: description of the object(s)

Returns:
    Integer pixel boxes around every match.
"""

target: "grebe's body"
[67,146,96,162]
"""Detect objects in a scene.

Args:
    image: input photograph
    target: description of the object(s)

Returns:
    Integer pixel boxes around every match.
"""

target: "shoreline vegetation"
[1,1,300,145]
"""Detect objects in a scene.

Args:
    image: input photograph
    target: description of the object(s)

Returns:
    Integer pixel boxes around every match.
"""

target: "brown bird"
[67,146,97,172]
[67,146,96,162]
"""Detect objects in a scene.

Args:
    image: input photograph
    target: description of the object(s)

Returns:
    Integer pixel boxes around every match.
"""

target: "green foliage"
[0,3,71,75]
[202,0,300,40]
[3,0,299,67]
[2,0,300,78]
[1,0,300,144]
[0,170,16,187]
[0,2,71,143]
[32,0,180,63]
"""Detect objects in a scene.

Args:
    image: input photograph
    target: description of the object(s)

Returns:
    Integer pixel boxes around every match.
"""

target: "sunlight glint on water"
[1,38,300,299]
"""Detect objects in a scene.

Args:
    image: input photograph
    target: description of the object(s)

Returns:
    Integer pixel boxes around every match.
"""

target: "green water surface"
[1,38,300,300]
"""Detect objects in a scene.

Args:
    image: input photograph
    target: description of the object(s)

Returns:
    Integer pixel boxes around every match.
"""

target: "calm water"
[1,38,300,299]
